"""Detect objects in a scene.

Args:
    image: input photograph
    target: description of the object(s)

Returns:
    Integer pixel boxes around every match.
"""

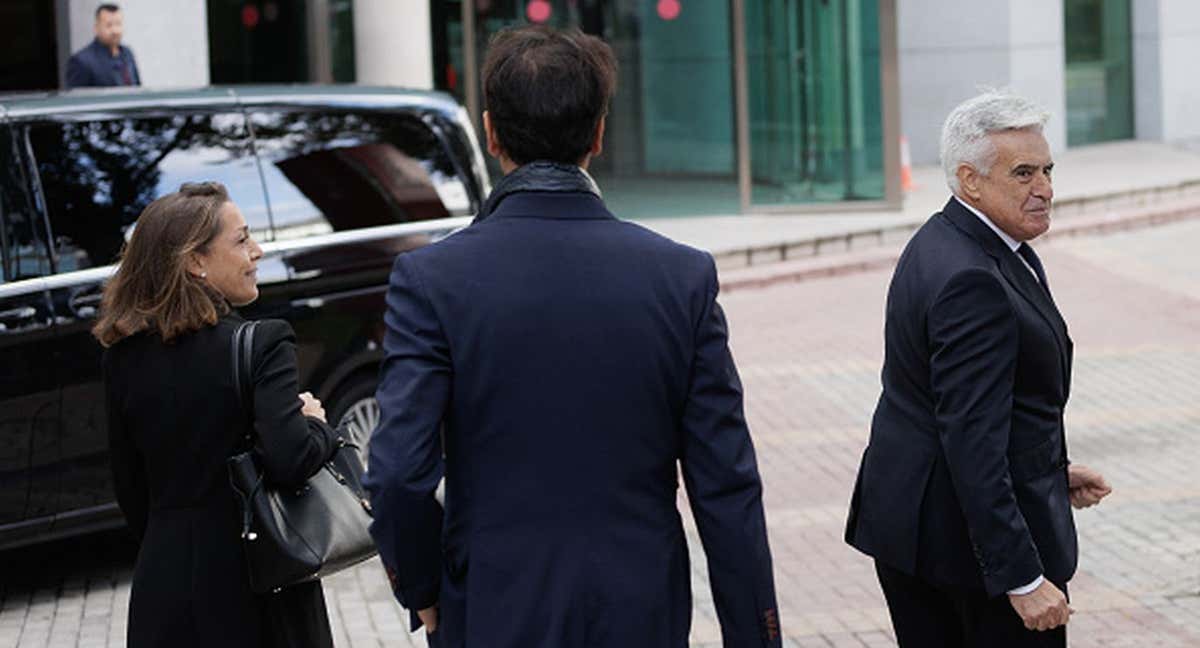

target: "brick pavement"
[2,221,1198,647]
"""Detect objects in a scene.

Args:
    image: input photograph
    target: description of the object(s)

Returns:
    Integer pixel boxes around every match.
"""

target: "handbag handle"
[230,320,262,540]
[231,320,258,418]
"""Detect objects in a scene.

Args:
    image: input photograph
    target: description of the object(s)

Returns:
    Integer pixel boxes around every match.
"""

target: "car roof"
[0,85,464,120]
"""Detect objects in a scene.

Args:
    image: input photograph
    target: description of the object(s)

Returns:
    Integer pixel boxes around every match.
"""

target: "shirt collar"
[954,196,1021,252]
[93,38,129,58]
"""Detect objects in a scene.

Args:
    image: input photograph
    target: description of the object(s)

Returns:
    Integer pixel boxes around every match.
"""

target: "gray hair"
[940,91,1049,193]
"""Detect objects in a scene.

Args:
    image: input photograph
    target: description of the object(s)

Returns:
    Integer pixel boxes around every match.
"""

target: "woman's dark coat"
[104,315,340,647]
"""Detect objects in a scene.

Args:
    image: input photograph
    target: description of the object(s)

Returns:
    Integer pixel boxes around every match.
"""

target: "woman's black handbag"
[227,320,378,593]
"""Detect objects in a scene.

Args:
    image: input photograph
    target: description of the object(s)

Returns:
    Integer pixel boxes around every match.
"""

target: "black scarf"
[473,161,602,223]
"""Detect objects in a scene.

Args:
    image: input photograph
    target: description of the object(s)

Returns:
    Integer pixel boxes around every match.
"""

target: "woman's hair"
[940,90,1049,193]
[92,182,232,347]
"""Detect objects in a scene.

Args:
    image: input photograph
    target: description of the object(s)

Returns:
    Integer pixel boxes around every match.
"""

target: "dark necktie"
[1017,243,1049,291]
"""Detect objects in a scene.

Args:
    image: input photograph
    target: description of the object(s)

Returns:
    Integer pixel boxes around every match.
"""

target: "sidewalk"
[633,140,1200,275]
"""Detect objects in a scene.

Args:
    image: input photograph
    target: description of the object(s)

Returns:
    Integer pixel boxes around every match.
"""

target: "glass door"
[437,0,742,219]
[1065,0,1133,146]
[432,0,894,215]
[745,0,885,205]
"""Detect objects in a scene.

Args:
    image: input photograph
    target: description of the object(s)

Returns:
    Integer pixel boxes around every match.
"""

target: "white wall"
[1132,0,1164,140]
[1134,0,1200,142]
[897,0,1066,166]
[1007,0,1067,153]
[62,0,209,88]
[353,0,433,89]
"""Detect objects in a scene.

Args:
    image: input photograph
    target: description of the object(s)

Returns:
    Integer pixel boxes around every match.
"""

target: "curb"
[719,197,1200,293]
[711,178,1200,275]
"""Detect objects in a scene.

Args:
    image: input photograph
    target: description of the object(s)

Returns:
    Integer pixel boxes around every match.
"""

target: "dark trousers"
[875,561,1066,648]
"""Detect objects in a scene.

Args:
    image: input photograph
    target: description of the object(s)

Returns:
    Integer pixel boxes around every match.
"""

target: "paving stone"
[1,219,1197,646]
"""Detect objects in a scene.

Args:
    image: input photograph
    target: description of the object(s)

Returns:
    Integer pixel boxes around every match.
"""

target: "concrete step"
[719,194,1200,293]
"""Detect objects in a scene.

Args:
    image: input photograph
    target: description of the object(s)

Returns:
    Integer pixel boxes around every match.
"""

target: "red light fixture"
[527,0,552,24]
[241,4,260,29]
[657,0,681,21]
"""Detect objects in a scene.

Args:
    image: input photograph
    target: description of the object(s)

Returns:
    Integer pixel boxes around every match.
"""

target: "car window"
[249,109,472,242]
[0,126,51,283]
[27,112,266,272]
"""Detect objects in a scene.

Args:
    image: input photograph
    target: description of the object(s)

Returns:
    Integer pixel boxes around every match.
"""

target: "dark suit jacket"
[364,191,780,648]
[65,38,140,88]
[845,197,1077,598]
[105,315,338,647]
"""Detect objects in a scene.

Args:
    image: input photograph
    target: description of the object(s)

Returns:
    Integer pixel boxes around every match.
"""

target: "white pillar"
[61,0,209,88]
[1006,0,1067,155]
[1132,1,1164,140]
[897,0,1066,165]
[1133,0,1200,141]
[353,0,433,89]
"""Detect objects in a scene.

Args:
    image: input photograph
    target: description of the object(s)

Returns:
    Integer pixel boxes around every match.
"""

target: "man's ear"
[589,115,606,158]
[957,163,983,202]
[482,111,503,160]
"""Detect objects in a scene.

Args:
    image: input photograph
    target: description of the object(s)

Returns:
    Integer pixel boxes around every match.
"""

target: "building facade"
[17,0,899,218]
[8,1,1195,216]
[898,0,1200,164]
[430,0,901,216]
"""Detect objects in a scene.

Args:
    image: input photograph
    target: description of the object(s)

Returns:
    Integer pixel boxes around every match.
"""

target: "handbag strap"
[231,320,259,445]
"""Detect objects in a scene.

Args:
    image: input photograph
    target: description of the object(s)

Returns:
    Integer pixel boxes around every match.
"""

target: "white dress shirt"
[954,196,1040,281]
[953,196,1045,596]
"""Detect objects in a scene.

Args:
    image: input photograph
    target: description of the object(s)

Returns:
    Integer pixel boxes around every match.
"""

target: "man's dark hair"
[96,3,120,18]
[482,26,617,165]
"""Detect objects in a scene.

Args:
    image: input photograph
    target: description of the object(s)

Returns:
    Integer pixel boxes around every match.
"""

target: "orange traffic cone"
[900,135,917,192]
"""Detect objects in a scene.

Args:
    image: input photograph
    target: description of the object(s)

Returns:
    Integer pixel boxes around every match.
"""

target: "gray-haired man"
[844,91,1111,647]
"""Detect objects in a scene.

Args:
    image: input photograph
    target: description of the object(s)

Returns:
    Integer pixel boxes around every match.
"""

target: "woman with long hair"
[95,181,337,647]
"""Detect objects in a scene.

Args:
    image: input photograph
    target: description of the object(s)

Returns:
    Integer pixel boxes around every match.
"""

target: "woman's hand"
[299,392,327,422]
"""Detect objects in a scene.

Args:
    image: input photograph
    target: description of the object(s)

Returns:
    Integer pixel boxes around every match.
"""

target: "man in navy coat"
[364,25,780,648]
[65,4,141,89]
[845,92,1111,647]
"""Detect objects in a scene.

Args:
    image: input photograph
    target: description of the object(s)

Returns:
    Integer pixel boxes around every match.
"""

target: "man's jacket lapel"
[943,199,1072,395]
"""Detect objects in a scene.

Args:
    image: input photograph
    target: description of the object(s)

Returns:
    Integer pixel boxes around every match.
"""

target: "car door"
[0,117,60,546]
[23,104,269,531]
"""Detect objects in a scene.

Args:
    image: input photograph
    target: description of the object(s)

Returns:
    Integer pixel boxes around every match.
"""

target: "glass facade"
[746,0,884,204]
[431,0,893,218]
[207,0,356,84]
[1064,0,1134,146]
[0,0,58,91]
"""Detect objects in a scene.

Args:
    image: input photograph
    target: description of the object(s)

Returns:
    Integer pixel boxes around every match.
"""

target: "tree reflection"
[31,113,253,269]
[29,109,466,269]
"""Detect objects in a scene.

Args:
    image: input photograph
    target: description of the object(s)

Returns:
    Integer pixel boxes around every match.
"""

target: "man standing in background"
[66,4,141,89]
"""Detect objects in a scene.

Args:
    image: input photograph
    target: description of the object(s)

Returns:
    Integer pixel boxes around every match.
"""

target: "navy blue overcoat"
[845,197,1078,597]
[364,189,780,648]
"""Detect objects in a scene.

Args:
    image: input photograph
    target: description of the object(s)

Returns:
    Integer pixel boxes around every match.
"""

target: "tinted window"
[28,112,264,272]
[249,110,472,242]
[0,126,51,282]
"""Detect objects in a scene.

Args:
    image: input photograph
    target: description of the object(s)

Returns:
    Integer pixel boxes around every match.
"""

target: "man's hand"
[418,606,438,634]
[1068,464,1111,509]
[1008,579,1072,631]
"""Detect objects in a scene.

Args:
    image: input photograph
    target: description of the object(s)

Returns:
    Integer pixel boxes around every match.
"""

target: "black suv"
[0,86,490,549]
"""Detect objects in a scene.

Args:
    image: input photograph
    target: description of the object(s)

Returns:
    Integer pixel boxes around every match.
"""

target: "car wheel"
[329,375,379,467]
